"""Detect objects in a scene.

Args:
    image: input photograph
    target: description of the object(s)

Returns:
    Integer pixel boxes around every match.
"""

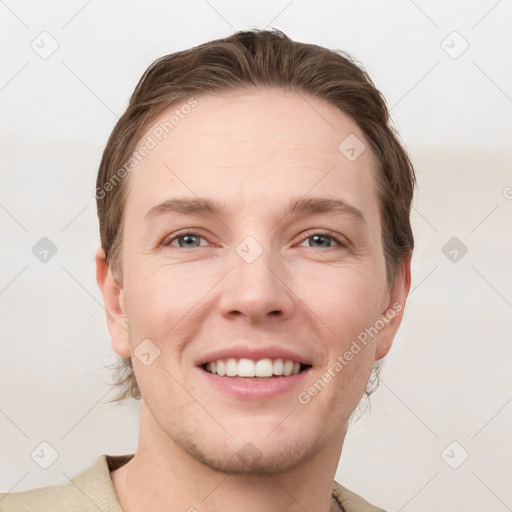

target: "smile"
[203,358,311,379]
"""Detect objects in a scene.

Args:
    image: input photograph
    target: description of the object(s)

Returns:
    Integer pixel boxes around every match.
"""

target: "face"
[98,89,410,475]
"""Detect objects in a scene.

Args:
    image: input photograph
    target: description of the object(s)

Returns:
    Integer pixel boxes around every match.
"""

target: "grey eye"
[171,234,204,248]
[307,234,333,248]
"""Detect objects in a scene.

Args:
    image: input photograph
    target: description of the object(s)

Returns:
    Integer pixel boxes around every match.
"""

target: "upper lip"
[196,346,312,367]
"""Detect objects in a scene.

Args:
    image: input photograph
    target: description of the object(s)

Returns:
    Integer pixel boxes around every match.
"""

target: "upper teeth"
[206,358,301,378]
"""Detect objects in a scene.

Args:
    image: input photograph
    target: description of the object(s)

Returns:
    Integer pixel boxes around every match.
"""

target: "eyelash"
[162,229,348,250]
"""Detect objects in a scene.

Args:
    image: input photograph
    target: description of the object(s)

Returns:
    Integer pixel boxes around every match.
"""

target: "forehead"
[124,89,379,225]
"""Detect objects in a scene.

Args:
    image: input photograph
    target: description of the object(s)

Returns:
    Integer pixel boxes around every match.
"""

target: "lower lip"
[197,367,311,400]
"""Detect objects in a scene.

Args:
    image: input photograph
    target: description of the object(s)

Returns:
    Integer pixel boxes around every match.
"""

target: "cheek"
[297,263,383,338]
[126,260,215,325]
[325,272,383,397]
[122,260,223,378]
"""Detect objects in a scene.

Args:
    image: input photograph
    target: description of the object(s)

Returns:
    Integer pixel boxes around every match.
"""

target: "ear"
[374,252,412,361]
[95,247,131,358]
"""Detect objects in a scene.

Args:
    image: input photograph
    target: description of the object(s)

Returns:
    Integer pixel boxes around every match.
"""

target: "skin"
[96,89,411,512]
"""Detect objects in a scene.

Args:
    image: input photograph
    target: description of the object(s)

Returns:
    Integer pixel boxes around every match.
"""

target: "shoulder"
[0,454,133,512]
[0,479,87,511]
[332,480,389,512]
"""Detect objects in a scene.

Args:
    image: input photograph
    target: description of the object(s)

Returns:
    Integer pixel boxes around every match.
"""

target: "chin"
[176,426,323,476]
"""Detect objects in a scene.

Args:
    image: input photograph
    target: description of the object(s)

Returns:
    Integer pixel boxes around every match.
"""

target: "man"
[1,29,414,511]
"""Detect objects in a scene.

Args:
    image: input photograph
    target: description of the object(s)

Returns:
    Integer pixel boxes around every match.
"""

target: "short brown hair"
[97,29,415,403]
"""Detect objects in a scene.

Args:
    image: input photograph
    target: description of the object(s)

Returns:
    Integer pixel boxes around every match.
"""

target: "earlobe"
[95,247,131,358]
[374,253,412,361]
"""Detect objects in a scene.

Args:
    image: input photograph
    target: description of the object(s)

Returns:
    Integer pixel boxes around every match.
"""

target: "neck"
[112,401,346,512]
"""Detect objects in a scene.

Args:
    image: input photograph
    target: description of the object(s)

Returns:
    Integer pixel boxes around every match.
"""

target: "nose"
[217,241,295,324]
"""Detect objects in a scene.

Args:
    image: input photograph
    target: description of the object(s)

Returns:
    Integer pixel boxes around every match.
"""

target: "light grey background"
[1,1,511,510]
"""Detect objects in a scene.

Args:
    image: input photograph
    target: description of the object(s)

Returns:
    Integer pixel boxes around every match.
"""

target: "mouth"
[201,358,312,380]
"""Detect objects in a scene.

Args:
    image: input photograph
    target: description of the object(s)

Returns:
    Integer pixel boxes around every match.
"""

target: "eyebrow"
[145,196,366,225]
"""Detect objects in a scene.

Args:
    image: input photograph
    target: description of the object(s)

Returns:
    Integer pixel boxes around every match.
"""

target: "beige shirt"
[0,454,388,512]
